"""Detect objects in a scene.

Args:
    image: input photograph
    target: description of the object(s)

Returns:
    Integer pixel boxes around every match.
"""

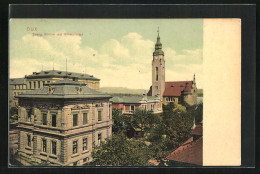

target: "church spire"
[153,27,164,56]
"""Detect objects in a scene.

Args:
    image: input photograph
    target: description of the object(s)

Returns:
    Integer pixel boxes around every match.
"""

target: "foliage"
[89,132,150,166]
[104,102,203,164]
[112,109,125,133]
[186,102,203,124]
[147,102,194,160]
[131,109,157,133]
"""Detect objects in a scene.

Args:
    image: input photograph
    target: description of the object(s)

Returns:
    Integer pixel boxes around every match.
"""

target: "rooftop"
[166,136,202,165]
[110,95,160,104]
[17,79,110,99]
[9,78,26,85]
[165,124,203,166]
[25,70,99,81]
[163,81,193,97]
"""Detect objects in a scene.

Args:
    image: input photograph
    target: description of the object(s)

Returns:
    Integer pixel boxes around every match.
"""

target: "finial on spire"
[157,27,160,37]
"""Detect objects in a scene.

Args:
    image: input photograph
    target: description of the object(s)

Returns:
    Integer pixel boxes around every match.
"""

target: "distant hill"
[100,87,203,97]
[100,87,146,95]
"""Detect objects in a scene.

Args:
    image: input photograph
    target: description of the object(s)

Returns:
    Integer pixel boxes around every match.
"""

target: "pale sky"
[9,19,203,89]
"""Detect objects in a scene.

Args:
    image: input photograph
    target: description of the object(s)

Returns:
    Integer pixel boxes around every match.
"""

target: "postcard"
[9,18,241,167]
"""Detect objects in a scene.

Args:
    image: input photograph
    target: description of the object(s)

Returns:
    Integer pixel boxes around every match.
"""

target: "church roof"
[17,78,110,99]
[25,70,99,81]
[163,81,193,97]
[153,31,164,56]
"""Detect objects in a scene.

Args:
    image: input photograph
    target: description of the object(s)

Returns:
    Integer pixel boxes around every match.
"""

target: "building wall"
[163,96,179,105]
[152,54,165,99]
[183,88,197,106]
[26,78,99,90]
[17,98,112,166]
[9,84,27,108]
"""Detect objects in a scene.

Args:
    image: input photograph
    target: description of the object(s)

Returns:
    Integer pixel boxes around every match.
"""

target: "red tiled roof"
[166,136,203,165]
[192,124,203,136]
[163,81,193,97]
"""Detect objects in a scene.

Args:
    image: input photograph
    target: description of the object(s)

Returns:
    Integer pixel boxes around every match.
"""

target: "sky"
[9,19,203,89]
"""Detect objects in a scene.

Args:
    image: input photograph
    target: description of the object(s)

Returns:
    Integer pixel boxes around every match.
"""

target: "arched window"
[155,67,158,81]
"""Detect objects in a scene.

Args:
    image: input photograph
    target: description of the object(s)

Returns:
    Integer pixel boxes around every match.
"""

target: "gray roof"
[110,95,160,104]
[25,70,99,81]
[17,79,110,99]
[9,78,26,85]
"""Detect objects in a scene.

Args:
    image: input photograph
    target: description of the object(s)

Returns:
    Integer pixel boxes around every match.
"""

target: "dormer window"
[57,72,62,74]
[44,72,49,74]
[68,73,72,75]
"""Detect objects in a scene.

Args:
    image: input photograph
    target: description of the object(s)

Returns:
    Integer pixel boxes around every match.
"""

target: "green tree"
[147,103,194,159]
[186,102,203,124]
[131,109,157,134]
[89,132,150,166]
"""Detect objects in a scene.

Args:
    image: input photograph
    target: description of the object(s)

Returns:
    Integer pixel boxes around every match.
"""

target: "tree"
[147,102,194,159]
[131,109,157,134]
[89,132,150,166]
[186,102,203,124]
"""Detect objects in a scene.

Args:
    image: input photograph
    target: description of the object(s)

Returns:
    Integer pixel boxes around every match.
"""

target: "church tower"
[152,28,165,100]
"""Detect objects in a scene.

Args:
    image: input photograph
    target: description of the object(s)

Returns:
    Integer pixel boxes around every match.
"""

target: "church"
[147,30,197,106]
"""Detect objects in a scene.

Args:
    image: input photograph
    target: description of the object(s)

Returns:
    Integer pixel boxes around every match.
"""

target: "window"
[38,81,41,88]
[14,92,16,96]
[34,81,36,89]
[27,134,31,147]
[130,105,135,112]
[155,67,158,81]
[52,141,57,155]
[144,105,147,111]
[43,81,45,86]
[42,139,47,152]
[73,161,78,166]
[73,140,78,154]
[27,109,32,122]
[42,113,47,125]
[29,82,32,89]
[83,112,88,125]
[83,138,87,151]
[83,157,89,163]
[98,133,101,145]
[98,111,102,121]
[73,114,78,126]
[155,86,158,89]
[151,104,154,111]
[52,114,56,127]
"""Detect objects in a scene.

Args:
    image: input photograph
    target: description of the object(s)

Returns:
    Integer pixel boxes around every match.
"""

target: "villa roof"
[17,78,110,99]
[25,70,99,81]
[166,136,202,165]
[110,95,160,104]
[163,81,193,97]
[166,124,203,165]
